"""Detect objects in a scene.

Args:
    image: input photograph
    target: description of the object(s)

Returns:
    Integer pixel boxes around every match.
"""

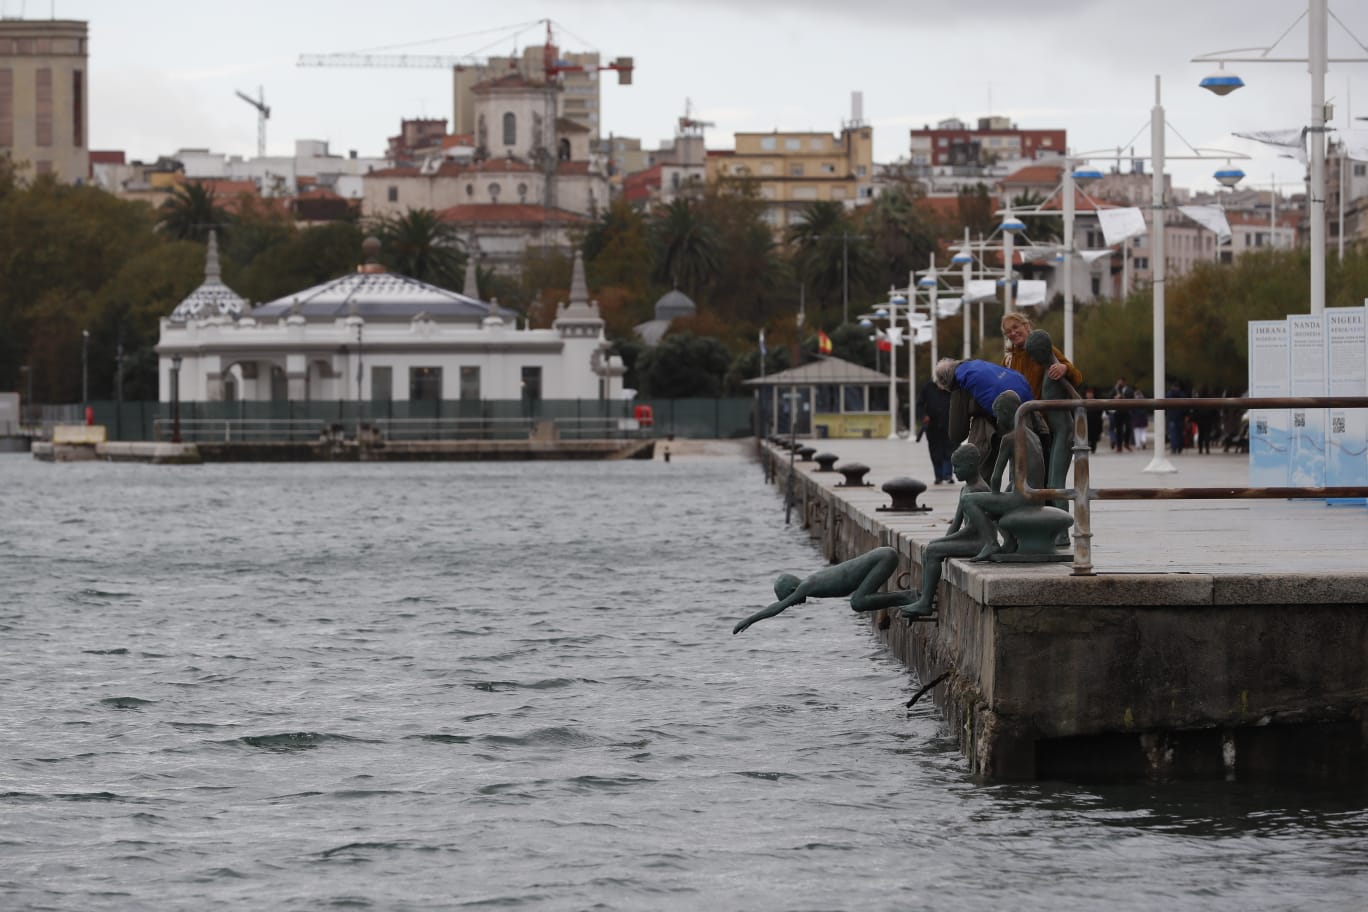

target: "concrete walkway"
[776,435,1368,577]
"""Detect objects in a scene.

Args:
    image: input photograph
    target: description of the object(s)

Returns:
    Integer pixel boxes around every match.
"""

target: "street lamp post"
[170,353,182,444]
[887,290,902,439]
[1194,0,1368,315]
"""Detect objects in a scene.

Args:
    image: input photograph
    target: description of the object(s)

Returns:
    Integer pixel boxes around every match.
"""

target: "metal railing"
[151,416,650,443]
[1015,396,1368,576]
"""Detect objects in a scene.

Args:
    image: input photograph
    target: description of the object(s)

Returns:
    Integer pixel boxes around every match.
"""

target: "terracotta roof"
[622,164,662,204]
[368,158,538,179]
[437,203,591,225]
[1001,163,1064,185]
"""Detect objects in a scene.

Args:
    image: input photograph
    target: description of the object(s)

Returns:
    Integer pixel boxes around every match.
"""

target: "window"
[488,182,501,199]
[759,163,775,176]
[868,386,889,413]
[793,187,817,200]
[815,385,839,413]
[760,136,776,151]
[820,163,835,174]
[460,366,480,401]
[371,366,392,401]
[502,111,516,146]
[842,386,865,413]
[409,367,442,401]
[517,182,528,201]
[810,138,825,151]
[1355,163,1366,178]
[785,138,801,151]
[466,183,474,196]
[72,69,83,147]
[520,366,542,405]
[789,163,804,177]
[1134,257,1149,271]
[387,185,398,202]
[855,165,867,177]
[35,67,51,147]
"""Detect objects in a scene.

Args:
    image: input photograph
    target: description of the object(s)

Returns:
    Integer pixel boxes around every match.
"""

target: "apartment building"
[909,116,1064,169]
[0,18,88,182]
[705,124,875,230]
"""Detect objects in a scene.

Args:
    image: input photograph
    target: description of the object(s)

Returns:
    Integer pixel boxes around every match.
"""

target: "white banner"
[1326,306,1368,490]
[1080,249,1113,264]
[1179,204,1232,241]
[1234,128,1307,164]
[936,297,963,317]
[965,279,998,302]
[1016,279,1048,309]
[1248,320,1291,486]
[1096,207,1147,246]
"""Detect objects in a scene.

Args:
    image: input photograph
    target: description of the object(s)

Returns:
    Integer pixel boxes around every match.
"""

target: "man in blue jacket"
[933,357,1033,478]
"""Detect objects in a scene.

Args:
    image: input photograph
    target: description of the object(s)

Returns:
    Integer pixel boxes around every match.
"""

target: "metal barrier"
[151,416,648,443]
[153,418,326,442]
[1014,396,1368,576]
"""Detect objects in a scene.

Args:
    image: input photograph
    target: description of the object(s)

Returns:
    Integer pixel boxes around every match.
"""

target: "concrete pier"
[760,437,1368,784]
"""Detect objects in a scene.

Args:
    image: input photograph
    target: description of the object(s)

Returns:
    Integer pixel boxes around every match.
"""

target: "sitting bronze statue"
[900,443,991,619]
[732,546,916,634]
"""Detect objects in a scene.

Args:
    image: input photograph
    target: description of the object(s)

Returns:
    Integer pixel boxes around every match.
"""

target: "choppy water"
[1,452,1365,911]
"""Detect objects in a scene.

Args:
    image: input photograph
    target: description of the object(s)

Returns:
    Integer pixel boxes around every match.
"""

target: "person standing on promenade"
[1131,386,1150,450]
[1111,377,1134,451]
[1166,379,1188,454]
[934,357,1033,478]
[1001,312,1082,399]
[916,376,954,484]
[1083,387,1104,453]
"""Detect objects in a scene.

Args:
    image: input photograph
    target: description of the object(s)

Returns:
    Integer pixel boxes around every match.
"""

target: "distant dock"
[760,437,1368,784]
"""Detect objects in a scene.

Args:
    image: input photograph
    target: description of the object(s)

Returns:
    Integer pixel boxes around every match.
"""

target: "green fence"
[83,397,758,442]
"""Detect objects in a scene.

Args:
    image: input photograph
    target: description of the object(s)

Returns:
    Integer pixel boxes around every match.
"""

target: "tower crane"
[297,19,633,85]
[234,86,270,157]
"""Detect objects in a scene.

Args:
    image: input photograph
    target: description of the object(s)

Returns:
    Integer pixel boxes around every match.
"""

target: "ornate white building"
[157,237,624,404]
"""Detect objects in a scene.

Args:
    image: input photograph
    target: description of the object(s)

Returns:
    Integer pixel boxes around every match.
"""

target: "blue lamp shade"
[917,275,937,288]
[1199,70,1245,96]
[1000,216,1026,233]
[950,250,973,265]
[875,307,889,318]
[889,295,907,306]
[1071,167,1104,184]
[1214,166,1245,188]
[858,318,873,328]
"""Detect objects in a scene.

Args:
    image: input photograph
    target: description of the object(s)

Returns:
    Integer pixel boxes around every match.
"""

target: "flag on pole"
[817,330,833,355]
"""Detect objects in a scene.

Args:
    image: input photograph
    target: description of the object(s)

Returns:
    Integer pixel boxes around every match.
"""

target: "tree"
[635,332,732,398]
[650,197,720,298]
[158,181,230,242]
[234,220,365,305]
[376,208,466,289]
[786,200,874,328]
[700,179,791,331]
[860,183,940,298]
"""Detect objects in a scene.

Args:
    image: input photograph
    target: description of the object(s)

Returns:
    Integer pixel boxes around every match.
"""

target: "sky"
[9,0,1368,195]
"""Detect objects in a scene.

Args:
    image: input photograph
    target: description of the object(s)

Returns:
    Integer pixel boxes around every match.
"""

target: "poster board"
[1287,314,1326,487]
[1326,305,1368,496]
[1248,320,1290,486]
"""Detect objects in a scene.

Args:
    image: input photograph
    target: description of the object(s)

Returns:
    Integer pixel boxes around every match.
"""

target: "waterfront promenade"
[758,433,1368,783]
[773,436,1368,576]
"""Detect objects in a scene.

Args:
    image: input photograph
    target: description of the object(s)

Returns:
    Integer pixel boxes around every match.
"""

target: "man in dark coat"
[916,377,954,483]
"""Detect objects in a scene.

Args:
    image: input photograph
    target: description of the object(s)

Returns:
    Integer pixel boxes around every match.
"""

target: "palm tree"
[158,182,229,243]
[786,200,873,325]
[649,198,720,297]
[377,208,466,289]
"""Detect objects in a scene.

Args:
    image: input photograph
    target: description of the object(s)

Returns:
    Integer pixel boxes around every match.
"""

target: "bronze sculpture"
[732,546,916,634]
[900,443,992,619]
[960,390,1046,561]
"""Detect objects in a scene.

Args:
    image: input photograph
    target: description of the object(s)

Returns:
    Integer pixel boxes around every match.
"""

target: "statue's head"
[993,389,1022,429]
[951,443,981,481]
[774,573,802,600]
[1024,329,1054,365]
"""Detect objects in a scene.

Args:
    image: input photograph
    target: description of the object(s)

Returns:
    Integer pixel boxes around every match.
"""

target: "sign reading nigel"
[1326,306,1368,495]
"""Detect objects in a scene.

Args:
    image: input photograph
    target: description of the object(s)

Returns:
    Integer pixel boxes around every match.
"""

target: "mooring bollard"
[877,476,931,512]
[797,445,816,462]
[813,452,838,472]
[834,462,872,487]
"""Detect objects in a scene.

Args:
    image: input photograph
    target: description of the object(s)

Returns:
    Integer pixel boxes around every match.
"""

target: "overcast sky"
[9,0,1368,193]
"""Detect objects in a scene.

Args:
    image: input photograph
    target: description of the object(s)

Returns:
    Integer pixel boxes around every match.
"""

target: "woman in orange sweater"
[1000,312,1082,397]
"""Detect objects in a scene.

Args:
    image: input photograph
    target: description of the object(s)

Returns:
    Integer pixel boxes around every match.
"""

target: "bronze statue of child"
[960,390,1045,561]
[732,545,916,634]
[900,443,992,619]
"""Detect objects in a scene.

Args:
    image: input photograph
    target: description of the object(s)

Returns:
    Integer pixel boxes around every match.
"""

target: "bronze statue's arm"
[732,592,807,634]
[988,441,1011,492]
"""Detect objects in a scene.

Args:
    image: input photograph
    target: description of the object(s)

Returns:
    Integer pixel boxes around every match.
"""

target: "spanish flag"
[817,330,833,355]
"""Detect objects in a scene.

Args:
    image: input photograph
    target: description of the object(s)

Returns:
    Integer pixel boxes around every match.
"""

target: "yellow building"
[706,124,874,231]
[0,18,89,183]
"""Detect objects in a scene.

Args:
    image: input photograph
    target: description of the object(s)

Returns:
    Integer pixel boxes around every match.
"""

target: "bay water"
[1,451,1365,911]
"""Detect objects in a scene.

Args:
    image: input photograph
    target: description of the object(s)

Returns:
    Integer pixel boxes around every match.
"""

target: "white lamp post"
[1193,0,1368,315]
[886,290,904,439]
[951,235,974,359]
[999,210,1025,315]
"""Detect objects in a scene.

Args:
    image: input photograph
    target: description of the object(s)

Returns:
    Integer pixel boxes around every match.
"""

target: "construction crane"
[297,19,632,85]
[234,86,270,157]
[677,98,714,137]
